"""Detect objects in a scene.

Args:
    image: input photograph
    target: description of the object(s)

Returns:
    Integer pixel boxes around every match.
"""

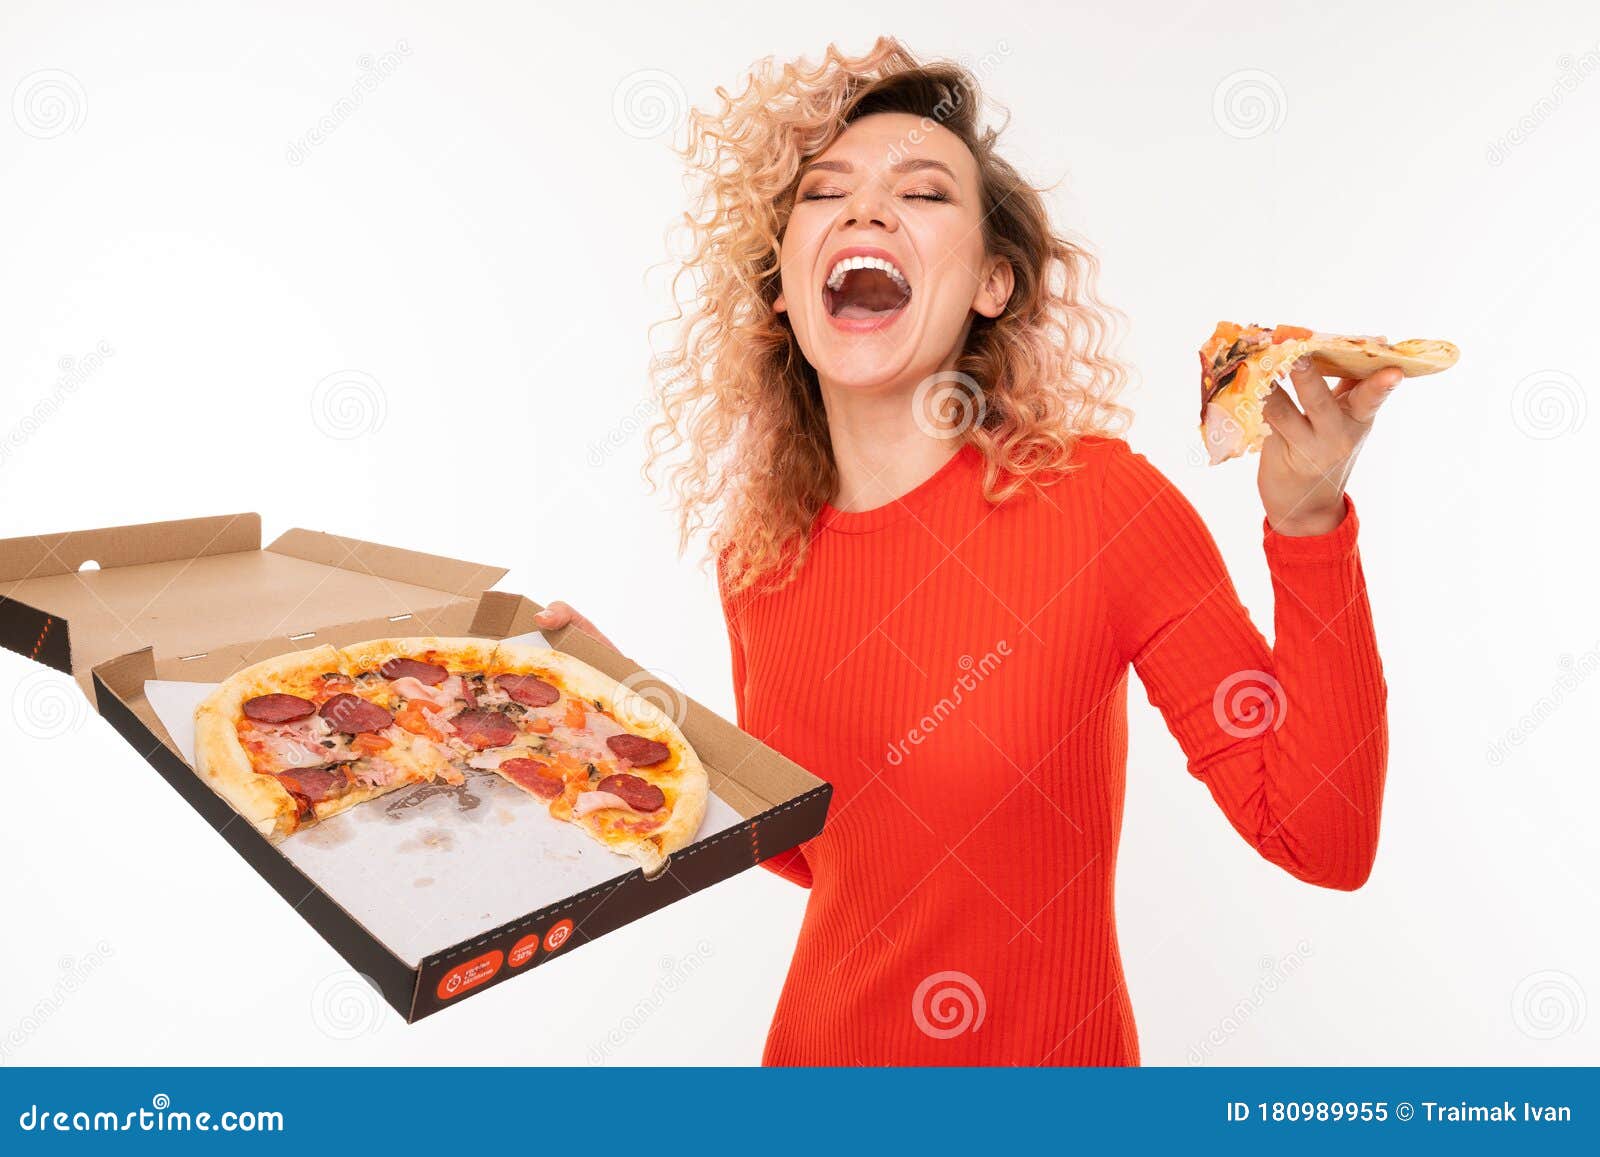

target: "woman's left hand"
[1257,358,1405,536]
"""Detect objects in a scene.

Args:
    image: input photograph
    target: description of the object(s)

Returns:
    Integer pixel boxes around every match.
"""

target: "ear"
[773,288,787,315]
[973,256,1014,319]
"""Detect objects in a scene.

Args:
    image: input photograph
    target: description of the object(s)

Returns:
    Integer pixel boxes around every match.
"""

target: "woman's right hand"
[533,600,619,652]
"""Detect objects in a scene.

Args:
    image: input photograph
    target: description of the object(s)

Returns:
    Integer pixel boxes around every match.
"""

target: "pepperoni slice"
[274,766,348,804]
[318,693,394,734]
[596,773,665,812]
[449,709,518,750]
[606,734,671,767]
[242,693,316,724]
[499,757,564,800]
[496,673,559,708]
[379,657,448,685]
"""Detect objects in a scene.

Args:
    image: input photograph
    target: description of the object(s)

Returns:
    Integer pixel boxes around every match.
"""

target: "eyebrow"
[800,157,959,179]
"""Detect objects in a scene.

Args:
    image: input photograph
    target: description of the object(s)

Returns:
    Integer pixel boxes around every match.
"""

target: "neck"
[819,357,967,513]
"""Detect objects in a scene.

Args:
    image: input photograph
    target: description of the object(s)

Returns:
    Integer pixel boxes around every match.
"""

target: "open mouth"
[823,254,912,325]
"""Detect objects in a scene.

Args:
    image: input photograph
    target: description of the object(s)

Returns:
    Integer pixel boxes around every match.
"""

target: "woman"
[539,38,1393,1065]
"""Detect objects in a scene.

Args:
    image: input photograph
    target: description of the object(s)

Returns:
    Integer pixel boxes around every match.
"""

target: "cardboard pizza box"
[0,514,831,1021]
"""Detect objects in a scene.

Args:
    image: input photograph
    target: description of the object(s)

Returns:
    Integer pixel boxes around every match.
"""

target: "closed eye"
[799,188,951,202]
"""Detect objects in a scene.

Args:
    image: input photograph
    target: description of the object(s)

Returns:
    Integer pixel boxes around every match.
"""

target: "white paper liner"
[143,631,741,967]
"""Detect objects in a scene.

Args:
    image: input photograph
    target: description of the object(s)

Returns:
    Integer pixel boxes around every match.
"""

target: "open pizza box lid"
[0,514,831,1022]
[0,513,502,705]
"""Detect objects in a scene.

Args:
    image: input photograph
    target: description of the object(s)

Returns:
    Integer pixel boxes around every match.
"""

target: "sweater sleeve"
[721,571,813,890]
[1098,440,1388,890]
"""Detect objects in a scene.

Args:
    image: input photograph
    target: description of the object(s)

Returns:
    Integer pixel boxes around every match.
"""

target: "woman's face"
[775,112,1012,396]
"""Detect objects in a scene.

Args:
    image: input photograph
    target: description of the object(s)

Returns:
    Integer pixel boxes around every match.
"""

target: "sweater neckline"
[817,444,979,535]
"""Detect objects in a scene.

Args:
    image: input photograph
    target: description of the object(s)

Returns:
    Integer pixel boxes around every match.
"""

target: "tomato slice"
[394,704,442,741]
[562,698,587,729]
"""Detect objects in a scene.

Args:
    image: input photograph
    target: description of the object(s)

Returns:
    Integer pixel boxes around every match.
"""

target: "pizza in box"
[194,637,706,872]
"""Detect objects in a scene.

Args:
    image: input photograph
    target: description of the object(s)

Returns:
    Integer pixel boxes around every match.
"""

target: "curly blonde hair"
[646,36,1131,593]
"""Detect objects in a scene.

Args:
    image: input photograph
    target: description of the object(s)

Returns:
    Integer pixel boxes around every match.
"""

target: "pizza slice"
[195,637,495,839]
[464,643,707,873]
[1199,322,1459,464]
[195,646,414,839]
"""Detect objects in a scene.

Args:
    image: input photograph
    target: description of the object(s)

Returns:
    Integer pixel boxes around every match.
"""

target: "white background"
[2,0,1596,1066]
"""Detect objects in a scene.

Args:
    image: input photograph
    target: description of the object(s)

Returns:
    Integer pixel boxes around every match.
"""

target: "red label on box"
[508,933,540,969]
[436,950,504,1001]
[542,918,574,953]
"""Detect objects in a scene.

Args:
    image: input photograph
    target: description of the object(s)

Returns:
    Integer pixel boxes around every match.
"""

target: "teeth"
[824,255,910,292]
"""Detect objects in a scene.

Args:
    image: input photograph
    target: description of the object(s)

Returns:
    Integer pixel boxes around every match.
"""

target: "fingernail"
[1293,356,1311,371]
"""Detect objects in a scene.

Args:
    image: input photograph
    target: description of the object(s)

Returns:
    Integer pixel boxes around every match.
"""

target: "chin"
[806,334,918,394]
[799,313,969,398]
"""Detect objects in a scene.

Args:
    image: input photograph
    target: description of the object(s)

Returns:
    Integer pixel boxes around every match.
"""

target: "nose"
[841,185,898,232]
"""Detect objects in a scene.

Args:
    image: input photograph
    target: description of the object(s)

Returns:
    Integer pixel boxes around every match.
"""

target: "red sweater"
[721,436,1387,1066]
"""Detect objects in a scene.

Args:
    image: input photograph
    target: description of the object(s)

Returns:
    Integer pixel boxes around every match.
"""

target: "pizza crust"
[192,711,297,839]
[1307,336,1459,380]
[338,636,501,675]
